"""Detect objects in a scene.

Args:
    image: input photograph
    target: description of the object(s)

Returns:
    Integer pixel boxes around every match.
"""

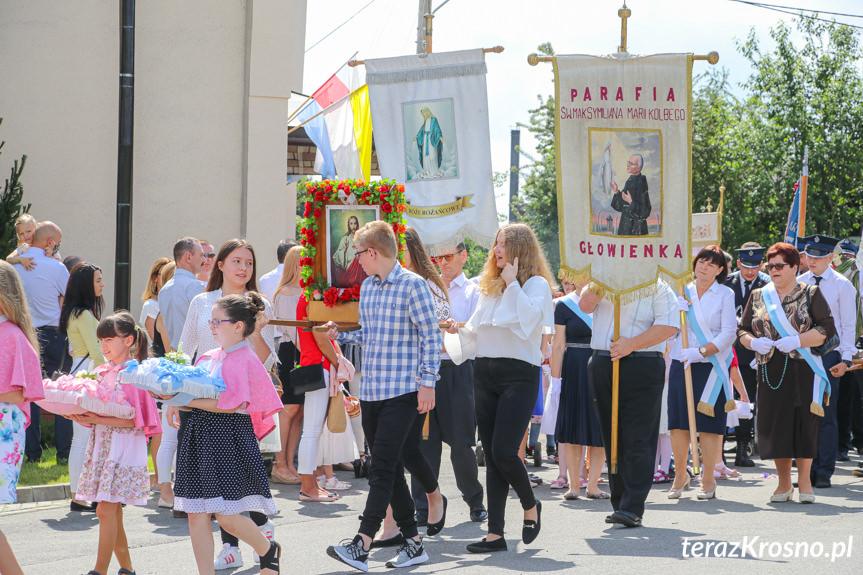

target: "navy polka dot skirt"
[173,409,278,515]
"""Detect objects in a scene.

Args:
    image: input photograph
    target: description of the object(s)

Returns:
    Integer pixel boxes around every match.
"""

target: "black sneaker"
[327,536,369,573]
[385,537,428,568]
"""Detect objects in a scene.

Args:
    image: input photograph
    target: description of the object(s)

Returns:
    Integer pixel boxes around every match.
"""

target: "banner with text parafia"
[555,53,693,302]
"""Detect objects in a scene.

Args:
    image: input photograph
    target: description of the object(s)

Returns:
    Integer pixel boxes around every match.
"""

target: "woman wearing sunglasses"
[737,242,836,504]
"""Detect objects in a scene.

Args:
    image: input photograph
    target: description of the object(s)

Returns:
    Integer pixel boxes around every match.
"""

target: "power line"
[305,0,381,53]
[728,0,863,29]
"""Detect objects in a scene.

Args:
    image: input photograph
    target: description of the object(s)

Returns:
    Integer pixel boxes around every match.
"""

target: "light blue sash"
[683,283,734,417]
[559,293,592,330]
[762,283,830,416]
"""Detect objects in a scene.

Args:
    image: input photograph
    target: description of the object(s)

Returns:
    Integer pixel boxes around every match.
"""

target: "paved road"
[4,449,862,574]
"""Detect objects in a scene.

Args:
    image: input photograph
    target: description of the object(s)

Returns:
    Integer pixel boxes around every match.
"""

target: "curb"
[12,472,159,505]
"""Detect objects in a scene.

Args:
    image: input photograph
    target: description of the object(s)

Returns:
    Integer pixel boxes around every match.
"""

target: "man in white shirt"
[412,242,487,524]
[258,239,297,302]
[580,281,679,527]
[12,221,73,463]
[158,237,205,351]
[798,234,857,489]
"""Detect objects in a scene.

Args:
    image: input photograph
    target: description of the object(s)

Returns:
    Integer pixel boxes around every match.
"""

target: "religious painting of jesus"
[402,98,459,182]
[326,205,381,289]
[588,128,662,238]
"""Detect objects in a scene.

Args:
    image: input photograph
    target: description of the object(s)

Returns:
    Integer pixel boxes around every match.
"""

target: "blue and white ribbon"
[683,283,734,417]
[761,282,830,416]
[559,292,593,330]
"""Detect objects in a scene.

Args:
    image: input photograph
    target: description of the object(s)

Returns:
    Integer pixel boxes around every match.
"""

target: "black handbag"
[289,363,326,394]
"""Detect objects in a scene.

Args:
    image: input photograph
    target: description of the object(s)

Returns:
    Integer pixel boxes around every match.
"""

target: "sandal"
[259,540,281,573]
[299,491,340,502]
[549,476,569,489]
[323,477,352,491]
[118,569,136,575]
[715,463,740,478]
[563,490,579,500]
[586,490,610,499]
[270,469,301,484]
[653,470,671,484]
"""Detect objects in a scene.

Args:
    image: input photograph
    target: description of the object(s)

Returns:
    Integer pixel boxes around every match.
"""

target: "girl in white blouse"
[178,239,278,569]
[444,224,555,553]
[667,246,737,501]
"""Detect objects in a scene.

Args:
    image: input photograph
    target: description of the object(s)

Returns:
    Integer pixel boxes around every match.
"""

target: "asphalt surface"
[3,446,862,574]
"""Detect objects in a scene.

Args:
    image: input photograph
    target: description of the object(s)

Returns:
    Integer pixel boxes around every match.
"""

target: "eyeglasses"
[765,262,790,271]
[203,252,216,259]
[355,247,371,257]
[431,250,463,264]
[208,318,239,329]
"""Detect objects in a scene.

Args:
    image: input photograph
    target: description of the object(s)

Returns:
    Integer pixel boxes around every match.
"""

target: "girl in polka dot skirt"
[71,312,162,575]
[168,293,283,574]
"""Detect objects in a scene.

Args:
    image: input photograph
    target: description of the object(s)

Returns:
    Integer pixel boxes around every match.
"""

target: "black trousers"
[813,351,841,479]
[589,353,664,519]
[359,392,421,540]
[735,363,758,443]
[474,357,539,537]
[399,403,438,501]
[26,327,73,460]
[837,369,863,454]
[413,361,484,516]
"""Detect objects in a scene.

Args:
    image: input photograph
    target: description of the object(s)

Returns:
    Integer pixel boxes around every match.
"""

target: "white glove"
[550,377,562,395]
[736,401,753,420]
[775,335,801,354]
[679,347,703,368]
[677,296,690,312]
[749,358,757,370]
[750,337,774,355]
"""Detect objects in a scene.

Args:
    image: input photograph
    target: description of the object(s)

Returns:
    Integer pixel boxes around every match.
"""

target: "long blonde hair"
[0,260,40,352]
[141,257,171,302]
[479,223,556,296]
[275,245,303,295]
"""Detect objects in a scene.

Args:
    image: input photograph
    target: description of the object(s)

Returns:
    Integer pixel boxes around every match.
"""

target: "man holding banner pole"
[580,283,678,527]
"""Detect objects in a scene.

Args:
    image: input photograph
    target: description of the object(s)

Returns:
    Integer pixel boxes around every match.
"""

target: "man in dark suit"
[725,243,770,466]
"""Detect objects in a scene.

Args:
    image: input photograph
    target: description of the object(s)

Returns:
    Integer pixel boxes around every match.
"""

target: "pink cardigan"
[0,320,45,427]
[96,362,162,437]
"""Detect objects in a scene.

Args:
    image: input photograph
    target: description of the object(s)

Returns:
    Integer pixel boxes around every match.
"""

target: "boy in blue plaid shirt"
[325,221,442,571]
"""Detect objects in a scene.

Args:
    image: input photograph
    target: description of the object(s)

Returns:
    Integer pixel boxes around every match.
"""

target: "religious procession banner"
[555,53,693,302]
[692,211,721,256]
[365,49,498,253]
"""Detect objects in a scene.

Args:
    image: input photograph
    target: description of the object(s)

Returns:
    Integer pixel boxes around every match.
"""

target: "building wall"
[0,0,304,318]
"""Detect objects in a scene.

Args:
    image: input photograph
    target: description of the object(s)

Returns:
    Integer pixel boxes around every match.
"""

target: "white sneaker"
[386,537,429,568]
[214,543,243,570]
[324,476,352,491]
[253,519,275,563]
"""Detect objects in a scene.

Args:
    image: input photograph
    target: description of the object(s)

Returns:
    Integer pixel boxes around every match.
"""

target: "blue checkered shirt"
[337,263,442,402]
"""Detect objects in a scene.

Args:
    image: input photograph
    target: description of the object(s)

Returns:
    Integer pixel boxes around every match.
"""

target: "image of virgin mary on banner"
[555,53,693,301]
[365,49,498,253]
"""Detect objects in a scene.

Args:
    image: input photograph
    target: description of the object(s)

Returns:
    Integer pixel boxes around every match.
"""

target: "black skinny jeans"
[474,357,539,536]
[359,392,422,540]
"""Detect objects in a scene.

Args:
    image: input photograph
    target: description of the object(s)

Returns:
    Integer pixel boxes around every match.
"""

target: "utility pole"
[509,129,520,222]
[115,0,135,311]
[416,0,431,54]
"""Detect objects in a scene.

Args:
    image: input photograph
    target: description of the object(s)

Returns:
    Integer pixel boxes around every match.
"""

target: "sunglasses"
[208,318,239,329]
[431,250,463,264]
[203,252,216,259]
[765,262,791,271]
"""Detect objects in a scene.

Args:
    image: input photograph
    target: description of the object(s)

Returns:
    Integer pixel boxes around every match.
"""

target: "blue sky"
[300,0,863,216]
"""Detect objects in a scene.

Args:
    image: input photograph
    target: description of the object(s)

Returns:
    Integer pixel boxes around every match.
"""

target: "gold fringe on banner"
[559,266,692,306]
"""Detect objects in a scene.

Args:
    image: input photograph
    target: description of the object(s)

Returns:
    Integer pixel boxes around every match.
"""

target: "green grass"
[18,447,156,488]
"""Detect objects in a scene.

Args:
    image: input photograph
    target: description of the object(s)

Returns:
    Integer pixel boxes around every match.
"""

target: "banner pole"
[799,147,809,236]
[679,307,701,476]
[610,299,621,474]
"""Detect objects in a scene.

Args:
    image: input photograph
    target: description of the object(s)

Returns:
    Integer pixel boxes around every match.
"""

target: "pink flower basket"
[37,374,135,419]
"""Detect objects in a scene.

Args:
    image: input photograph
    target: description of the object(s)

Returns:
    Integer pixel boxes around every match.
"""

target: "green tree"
[0,118,30,256]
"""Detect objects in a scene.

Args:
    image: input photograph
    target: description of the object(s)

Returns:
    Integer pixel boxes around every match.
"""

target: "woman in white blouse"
[444,223,555,553]
[666,246,736,501]
[271,245,304,484]
[178,238,278,569]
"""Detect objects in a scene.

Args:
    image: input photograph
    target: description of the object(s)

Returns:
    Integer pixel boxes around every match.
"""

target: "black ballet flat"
[71,501,98,512]
[370,533,405,549]
[426,495,447,536]
[259,541,281,572]
[522,500,542,544]
[466,537,507,553]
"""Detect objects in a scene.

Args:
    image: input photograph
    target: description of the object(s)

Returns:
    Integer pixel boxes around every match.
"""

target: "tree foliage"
[0,118,30,256]
[517,18,863,264]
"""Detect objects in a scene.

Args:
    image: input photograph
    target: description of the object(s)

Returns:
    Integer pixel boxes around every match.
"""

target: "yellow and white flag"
[555,53,693,301]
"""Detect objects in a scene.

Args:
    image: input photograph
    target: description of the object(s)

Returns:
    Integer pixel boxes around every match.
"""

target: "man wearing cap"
[725,242,770,466]
[795,235,813,275]
[834,238,863,461]
[799,234,857,488]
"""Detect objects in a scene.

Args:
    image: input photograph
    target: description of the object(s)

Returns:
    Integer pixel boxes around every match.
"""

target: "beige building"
[0,0,306,317]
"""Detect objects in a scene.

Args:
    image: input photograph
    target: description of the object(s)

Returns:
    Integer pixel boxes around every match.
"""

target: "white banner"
[366,49,498,252]
[692,211,721,255]
[555,53,692,301]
